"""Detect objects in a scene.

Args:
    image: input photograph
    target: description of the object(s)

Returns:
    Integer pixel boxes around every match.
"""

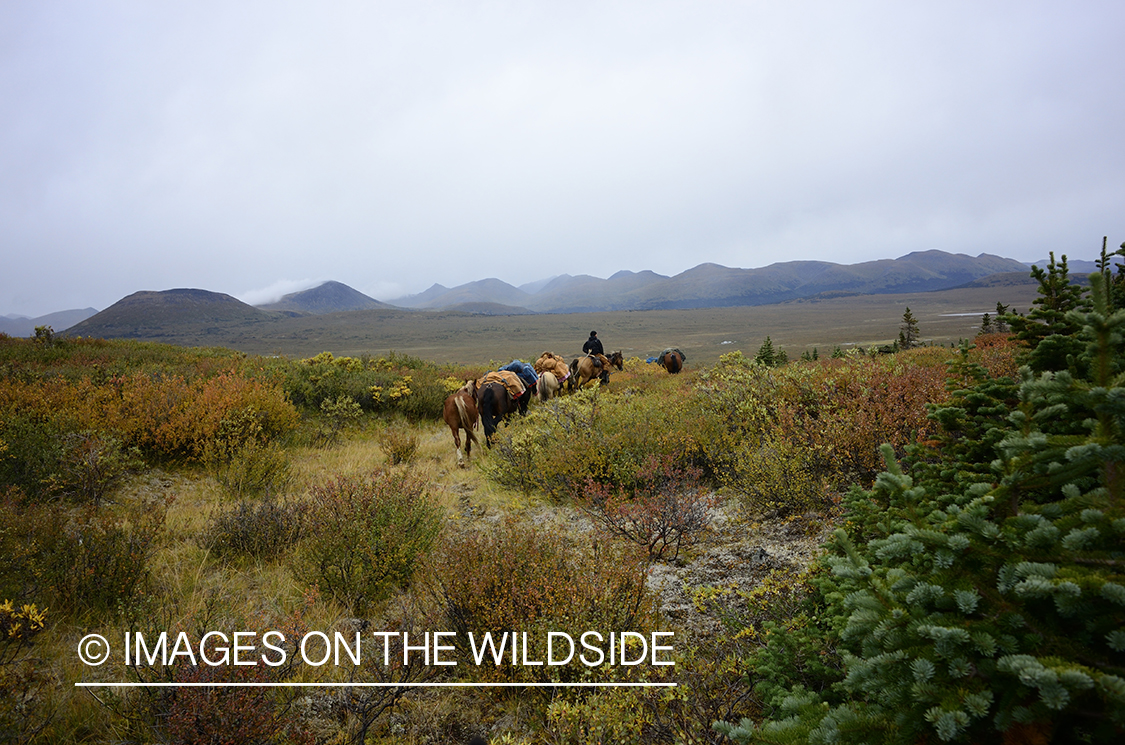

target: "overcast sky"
[2,1,1123,317]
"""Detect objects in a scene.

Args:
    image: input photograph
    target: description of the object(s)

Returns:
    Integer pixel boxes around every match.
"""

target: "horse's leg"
[480,387,497,446]
[450,424,464,467]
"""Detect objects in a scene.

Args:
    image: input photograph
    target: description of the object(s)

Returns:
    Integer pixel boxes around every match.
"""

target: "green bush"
[56,431,144,504]
[0,413,65,503]
[0,498,166,619]
[206,440,294,499]
[201,405,295,498]
[484,387,723,501]
[315,394,362,446]
[716,433,830,516]
[278,351,458,421]
[292,470,441,616]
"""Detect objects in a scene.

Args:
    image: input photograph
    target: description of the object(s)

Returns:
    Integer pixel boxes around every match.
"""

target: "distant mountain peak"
[258,281,390,315]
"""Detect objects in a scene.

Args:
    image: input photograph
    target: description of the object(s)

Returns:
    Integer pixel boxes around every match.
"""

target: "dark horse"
[658,348,685,374]
[476,381,531,446]
[568,350,624,390]
[442,380,479,467]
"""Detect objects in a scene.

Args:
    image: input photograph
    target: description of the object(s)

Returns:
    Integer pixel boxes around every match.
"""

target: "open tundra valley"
[3,260,1123,744]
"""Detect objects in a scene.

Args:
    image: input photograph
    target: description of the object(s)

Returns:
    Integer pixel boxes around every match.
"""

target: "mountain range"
[55,250,1043,341]
[392,250,1032,313]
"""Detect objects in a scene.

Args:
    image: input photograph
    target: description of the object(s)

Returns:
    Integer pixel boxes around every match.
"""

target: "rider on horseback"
[583,331,604,357]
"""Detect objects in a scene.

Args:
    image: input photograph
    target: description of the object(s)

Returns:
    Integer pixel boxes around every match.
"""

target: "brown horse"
[476,381,531,446]
[568,350,624,390]
[658,348,685,374]
[442,380,479,467]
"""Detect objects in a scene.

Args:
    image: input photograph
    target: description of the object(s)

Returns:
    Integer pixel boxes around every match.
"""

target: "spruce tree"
[1007,253,1089,373]
[1096,236,1125,312]
[899,307,921,350]
[994,302,1011,334]
[718,272,1125,744]
[755,336,776,367]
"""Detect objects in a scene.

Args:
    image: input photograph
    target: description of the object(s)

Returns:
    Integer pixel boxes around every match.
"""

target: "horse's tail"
[454,394,478,445]
[567,359,579,390]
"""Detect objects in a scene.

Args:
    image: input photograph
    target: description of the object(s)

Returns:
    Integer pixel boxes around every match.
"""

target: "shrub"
[124,617,313,745]
[279,351,459,421]
[32,326,54,345]
[378,427,419,465]
[56,431,144,504]
[546,688,654,744]
[0,497,166,619]
[0,412,65,502]
[432,519,656,683]
[200,498,308,560]
[716,434,831,516]
[0,495,60,604]
[0,364,298,499]
[484,386,724,501]
[163,663,311,745]
[44,502,166,618]
[0,600,52,744]
[206,440,294,499]
[293,470,441,616]
[697,348,954,514]
[315,395,362,446]
[114,371,300,459]
[581,456,715,560]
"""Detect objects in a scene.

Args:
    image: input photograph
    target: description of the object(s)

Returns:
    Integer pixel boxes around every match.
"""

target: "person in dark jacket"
[582,331,604,356]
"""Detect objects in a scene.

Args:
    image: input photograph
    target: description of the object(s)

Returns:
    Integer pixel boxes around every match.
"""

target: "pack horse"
[568,350,624,390]
[658,348,686,374]
[475,370,532,445]
[442,379,479,467]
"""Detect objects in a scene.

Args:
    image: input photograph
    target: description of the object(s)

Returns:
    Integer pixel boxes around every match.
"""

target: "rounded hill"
[66,289,278,339]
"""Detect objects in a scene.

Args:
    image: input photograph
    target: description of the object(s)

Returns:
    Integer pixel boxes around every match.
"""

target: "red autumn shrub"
[581,456,715,560]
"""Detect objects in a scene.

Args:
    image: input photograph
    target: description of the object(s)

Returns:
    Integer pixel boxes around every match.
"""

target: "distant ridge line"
[390,250,1030,313]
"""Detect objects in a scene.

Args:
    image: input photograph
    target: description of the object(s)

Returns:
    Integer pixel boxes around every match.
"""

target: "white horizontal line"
[76,681,676,688]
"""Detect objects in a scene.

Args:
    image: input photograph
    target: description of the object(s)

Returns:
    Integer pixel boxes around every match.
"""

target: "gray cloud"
[2,1,1123,317]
